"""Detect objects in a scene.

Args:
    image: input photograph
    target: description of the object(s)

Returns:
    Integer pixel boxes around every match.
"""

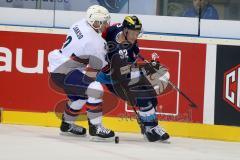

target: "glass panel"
[181,0,219,19]
[128,0,159,15]
[165,0,193,17]
[44,0,129,13]
[161,0,240,21]
[158,0,205,18]
[0,0,38,9]
[96,0,129,13]
[1,0,240,21]
[213,0,240,20]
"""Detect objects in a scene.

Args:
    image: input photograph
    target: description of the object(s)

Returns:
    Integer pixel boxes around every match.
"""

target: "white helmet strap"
[89,20,110,33]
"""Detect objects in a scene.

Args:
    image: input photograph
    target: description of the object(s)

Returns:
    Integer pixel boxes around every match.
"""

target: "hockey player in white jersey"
[48,5,115,139]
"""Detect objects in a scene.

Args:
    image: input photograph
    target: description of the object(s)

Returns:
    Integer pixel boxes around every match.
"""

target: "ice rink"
[0,124,240,160]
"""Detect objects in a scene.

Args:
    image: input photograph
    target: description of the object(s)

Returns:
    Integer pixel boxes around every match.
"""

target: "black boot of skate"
[88,120,115,139]
[144,125,170,142]
[60,121,86,136]
[139,107,170,142]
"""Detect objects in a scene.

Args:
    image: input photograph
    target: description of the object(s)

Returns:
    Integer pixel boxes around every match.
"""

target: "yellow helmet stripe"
[125,16,135,25]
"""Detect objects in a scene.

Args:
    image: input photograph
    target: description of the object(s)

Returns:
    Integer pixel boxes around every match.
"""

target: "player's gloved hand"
[150,60,160,69]
[144,60,160,75]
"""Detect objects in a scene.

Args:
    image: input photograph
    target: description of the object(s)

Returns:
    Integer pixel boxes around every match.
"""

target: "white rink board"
[0,7,198,35]
[201,19,240,39]
[0,7,54,27]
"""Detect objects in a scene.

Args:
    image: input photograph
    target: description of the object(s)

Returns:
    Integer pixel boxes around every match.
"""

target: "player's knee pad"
[86,81,104,99]
[69,99,87,110]
[137,97,158,127]
[139,107,158,127]
[137,97,158,111]
[64,99,87,117]
[86,97,103,112]
[87,97,103,104]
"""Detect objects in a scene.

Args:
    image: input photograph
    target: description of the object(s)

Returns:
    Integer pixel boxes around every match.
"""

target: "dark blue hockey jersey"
[101,24,140,72]
[97,24,140,84]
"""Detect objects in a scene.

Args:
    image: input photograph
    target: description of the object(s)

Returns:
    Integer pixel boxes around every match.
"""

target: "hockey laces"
[152,126,165,136]
[97,125,110,134]
[70,124,84,132]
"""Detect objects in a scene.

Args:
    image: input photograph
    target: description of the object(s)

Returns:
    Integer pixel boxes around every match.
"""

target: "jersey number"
[119,49,128,59]
[62,36,72,49]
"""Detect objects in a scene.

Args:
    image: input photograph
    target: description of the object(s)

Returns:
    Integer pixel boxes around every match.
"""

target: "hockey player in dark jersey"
[96,16,170,142]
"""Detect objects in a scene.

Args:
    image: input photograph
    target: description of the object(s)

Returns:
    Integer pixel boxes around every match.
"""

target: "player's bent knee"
[86,81,104,99]
[69,99,87,111]
[137,97,158,111]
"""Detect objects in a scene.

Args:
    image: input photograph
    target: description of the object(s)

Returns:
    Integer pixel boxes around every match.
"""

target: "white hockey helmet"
[86,5,111,29]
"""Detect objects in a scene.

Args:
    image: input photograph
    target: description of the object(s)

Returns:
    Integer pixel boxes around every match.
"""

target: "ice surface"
[0,124,239,160]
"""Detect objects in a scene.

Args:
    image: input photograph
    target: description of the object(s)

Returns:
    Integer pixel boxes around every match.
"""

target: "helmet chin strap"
[91,24,101,33]
[89,21,104,33]
[124,29,129,42]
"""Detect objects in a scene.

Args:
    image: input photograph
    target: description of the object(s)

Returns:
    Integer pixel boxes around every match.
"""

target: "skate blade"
[59,132,87,137]
[159,139,171,144]
[89,136,115,142]
[143,135,171,143]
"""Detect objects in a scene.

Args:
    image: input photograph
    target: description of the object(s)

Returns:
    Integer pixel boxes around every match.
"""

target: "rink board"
[0,26,205,122]
[1,26,240,142]
[2,110,240,142]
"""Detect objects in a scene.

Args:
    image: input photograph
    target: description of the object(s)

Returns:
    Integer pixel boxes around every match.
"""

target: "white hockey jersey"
[48,19,108,74]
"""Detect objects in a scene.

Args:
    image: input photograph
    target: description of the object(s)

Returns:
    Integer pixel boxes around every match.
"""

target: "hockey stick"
[137,53,198,108]
[118,82,146,134]
[131,105,145,134]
